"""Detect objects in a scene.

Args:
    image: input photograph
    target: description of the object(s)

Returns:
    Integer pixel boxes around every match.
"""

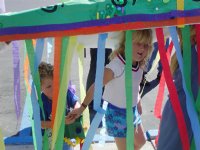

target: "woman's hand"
[137,101,142,115]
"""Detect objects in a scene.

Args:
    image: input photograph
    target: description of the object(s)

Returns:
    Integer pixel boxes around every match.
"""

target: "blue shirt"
[40,89,78,122]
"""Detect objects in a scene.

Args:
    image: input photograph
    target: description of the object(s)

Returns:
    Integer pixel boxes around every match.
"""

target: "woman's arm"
[74,101,81,109]
[67,68,114,120]
[79,68,114,111]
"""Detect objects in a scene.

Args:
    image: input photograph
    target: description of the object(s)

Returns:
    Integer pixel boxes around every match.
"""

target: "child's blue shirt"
[40,89,78,123]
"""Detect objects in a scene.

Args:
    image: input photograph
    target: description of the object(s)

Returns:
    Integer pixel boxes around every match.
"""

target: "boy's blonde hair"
[38,61,54,83]
[170,25,196,75]
[109,29,153,68]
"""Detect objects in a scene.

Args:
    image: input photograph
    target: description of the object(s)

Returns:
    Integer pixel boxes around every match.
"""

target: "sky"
[4,0,62,12]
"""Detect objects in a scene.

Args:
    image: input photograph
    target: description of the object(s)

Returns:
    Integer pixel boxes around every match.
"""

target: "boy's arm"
[41,120,52,129]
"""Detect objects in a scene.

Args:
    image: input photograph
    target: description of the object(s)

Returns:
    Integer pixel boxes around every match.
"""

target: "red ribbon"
[154,41,174,119]
[195,24,200,86]
[156,28,190,150]
[51,37,62,127]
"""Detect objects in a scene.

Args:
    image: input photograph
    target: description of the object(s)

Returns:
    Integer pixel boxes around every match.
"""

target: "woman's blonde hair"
[170,25,196,75]
[38,61,54,83]
[109,29,153,68]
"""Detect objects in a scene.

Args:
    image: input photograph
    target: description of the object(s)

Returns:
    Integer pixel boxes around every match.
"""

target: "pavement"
[0,1,169,149]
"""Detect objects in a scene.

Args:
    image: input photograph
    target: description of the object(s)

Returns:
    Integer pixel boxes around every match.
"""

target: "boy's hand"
[66,107,85,123]
[65,116,76,125]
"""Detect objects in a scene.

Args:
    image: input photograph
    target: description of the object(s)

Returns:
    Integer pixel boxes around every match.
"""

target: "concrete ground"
[0,1,169,149]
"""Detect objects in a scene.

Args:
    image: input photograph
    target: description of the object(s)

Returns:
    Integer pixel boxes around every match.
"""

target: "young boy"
[38,61,80,149]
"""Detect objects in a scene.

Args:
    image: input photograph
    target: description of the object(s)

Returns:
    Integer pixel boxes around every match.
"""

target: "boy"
[39,61,80,149]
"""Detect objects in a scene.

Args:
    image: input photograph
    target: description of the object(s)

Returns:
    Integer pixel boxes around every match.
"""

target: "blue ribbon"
[12,41,21,119]
[31,82,42,150]
[169,26,200,149]
[82,33,108,150]
[34,38,44,72]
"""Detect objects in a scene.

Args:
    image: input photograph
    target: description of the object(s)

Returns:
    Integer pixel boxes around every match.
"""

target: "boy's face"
[41,77,53,100]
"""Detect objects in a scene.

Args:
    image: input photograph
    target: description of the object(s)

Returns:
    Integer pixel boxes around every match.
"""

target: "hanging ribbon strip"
[24,54,31,93]
[0,128,5,150]
[19,49,32,134]
[76,44,90,129]
[51,37,76,150]
[82,33,107,150]
[51,37,62,129]
[182,26,200,150]
[55,37,69,150]
[169,26,200,150]
[25,39,47,150]
[51,36,69,150]
[12,41,21,119]
[177,0,184,11]
[156,28,190,150]
[30,82,43,150]
[34,39,44,73]
[177,0,185,27]
[125,30,134,150]
[154,41,174,119]
[195,24,200,114]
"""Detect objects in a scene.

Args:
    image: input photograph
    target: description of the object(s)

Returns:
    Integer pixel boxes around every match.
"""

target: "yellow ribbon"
[51,36,77,149]
[177,0,184,10]
[76,45,90,130]
[177,0,185,27]
[0,128,5,150]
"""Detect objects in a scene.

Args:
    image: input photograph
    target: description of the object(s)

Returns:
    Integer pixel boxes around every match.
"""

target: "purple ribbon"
[12,41,21,119]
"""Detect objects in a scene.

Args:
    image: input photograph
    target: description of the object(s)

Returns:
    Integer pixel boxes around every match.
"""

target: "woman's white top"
[103,54,143,108]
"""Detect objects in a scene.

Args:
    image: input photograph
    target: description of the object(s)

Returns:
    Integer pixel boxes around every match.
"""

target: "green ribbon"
[55,37,69,150]
[125,30,134,150]
[0,128,5,150]
[25,40,49,150]
[52,37,76,149]
[182,26,200,150]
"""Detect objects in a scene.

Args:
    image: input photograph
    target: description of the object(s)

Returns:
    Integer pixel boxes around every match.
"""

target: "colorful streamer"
[12,41,21,119]
[156,28,190,150]
[51,37,62,129]
[182,26,200,150]
[177,0,185,26]
[82,33,107,150]
[125,30,134,150]
[195,25,200,87]
[25,39,48,150]
[177,0,184,10]
[76,44,90,129]
[195,24,200,114]
[30,82,43,150]
[154,41,174,118]
[51,36,77,150]
[0,128,5,150]
[55,36,69,150]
